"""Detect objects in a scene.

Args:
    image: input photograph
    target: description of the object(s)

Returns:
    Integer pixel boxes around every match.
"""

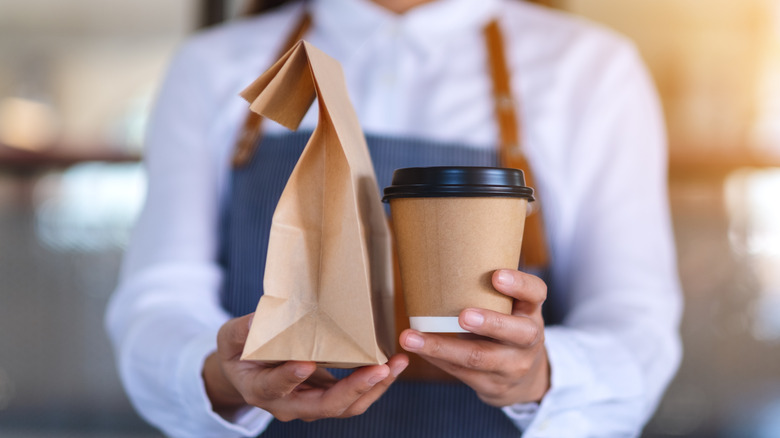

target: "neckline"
[311,0,500,59]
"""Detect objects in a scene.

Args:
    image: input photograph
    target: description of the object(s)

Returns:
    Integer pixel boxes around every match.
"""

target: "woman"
[106,0,682,436]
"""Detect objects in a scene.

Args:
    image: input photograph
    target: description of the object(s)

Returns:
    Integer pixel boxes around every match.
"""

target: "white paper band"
[409,317,469,333]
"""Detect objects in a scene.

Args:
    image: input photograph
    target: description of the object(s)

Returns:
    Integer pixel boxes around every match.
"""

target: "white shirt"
[105,0,683,436]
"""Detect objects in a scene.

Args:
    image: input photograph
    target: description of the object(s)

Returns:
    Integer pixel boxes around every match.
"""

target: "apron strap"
[484,20,549,270]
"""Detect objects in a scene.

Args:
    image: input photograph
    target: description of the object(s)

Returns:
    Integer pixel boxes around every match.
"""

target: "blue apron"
[219,130,554,437]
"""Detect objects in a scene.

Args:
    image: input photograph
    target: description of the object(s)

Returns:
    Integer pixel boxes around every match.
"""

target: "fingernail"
[497,270,514,286]
[463,310,484,328]
[404,333,424,350]
[294,366,310,379]
[391,360,408,378]
[368,370,388,385]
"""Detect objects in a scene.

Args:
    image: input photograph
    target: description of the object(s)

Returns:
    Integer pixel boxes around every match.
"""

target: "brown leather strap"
[484,20,549,269]
[232,12,312,167]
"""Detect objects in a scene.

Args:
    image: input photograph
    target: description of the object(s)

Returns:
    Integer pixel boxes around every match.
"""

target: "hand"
[203,313,409,422]
[399,269,549,407]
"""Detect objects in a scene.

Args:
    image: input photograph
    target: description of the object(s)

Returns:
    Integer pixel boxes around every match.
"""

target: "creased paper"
[239,41,394,368]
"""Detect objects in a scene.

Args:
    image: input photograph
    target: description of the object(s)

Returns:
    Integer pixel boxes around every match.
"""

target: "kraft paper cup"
[383,167,535,333]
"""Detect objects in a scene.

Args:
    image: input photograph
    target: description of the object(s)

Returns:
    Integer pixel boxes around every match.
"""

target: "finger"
[418,352,545,407]
[300,367,337,390]
[273,358,405,421]
[338,354,409,418]
[459,308,542,348]
[249,361,317,402]
[400,330,514,396]
[400,329,513,375]
[216,313,254,360]
[295,363,390,421]
[492,270,547,310]
[414,353,493,390]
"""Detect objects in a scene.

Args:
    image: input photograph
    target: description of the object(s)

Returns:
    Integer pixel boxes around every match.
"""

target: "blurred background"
[1,0,780,436]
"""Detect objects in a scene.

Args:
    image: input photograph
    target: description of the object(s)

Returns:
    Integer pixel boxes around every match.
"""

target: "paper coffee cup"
[383,167,535,333]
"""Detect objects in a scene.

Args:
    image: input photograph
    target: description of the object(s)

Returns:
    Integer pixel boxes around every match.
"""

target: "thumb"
[217,313,255,360]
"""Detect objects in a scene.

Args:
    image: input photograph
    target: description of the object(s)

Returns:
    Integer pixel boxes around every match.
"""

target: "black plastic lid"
[382,167,535,202]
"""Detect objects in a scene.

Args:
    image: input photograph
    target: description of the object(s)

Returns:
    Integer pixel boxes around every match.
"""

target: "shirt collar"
[311,0,501,58]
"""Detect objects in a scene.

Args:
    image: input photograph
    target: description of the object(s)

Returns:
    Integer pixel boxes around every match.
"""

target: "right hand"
[203,313,409,422]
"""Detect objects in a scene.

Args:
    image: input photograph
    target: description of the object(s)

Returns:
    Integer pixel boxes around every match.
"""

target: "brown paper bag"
[239,41,394,368]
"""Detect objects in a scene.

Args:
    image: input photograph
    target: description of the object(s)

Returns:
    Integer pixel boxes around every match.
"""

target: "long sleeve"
[515,38,682,437]
[104,37,274,438]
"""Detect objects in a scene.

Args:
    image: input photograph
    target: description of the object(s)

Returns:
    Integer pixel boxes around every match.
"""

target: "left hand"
[399,269,550,407]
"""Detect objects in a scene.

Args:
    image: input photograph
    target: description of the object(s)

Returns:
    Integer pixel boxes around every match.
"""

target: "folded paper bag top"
[238,40,394,368]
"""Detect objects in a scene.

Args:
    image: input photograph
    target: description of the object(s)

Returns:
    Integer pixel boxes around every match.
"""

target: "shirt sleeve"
[513,42,683,437]
[103,37,274,438]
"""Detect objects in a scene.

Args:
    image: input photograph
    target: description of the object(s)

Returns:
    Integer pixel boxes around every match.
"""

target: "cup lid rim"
[382,166,535,202]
